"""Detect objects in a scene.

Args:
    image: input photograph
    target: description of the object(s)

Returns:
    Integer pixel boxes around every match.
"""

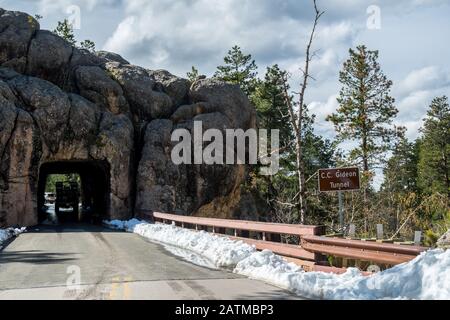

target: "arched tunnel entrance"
[37,161,111,224]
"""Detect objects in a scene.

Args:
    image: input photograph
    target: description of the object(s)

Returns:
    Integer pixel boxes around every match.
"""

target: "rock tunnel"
[0,8,257,228]
[37,161,111,223]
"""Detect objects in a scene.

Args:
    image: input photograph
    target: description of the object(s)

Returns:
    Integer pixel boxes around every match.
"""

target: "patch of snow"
[105,219,450,300]
[0,227,26,248]
[162,244,218,269]
[235,249,450,299]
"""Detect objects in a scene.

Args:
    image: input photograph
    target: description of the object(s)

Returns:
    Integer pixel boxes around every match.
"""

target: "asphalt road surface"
[0,224,300,300]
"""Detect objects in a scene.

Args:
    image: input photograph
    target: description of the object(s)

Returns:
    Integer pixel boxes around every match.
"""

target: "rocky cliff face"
[0,9,256,227]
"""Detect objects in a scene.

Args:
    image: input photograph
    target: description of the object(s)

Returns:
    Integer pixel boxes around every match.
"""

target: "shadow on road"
[0,223,117,266]
[27,223,124,234]
[234,289,304,300]
[0,250,78,265]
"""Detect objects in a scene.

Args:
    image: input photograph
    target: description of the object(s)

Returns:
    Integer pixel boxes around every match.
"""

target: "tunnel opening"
[37,161,111,225]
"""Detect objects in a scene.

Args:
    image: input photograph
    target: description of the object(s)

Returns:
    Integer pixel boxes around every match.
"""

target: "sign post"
[318,167,361,232]
[338,191,344,231]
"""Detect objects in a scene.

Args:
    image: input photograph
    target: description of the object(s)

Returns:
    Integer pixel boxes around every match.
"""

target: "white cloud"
[395,87,450,139]
[37,0,119,14]
[308,94,339,139]
[397,90,434,117]
[397,66,450,97]
[393,66,450,138]
[103,0,358,77]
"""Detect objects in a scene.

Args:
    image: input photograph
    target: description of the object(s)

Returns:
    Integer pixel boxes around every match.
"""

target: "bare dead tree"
[280,0,324,224]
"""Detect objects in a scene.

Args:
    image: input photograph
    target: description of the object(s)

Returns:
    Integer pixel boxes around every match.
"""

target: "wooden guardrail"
[147,212,327,271]
[301,235,429,265]
[144,212,429,273]
[151,212,325,236]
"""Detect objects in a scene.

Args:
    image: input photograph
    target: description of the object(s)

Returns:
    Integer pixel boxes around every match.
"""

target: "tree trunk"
[280,0,323,225]
[296,133,307,224]
[443,148,450,201]
[362,126,369,233]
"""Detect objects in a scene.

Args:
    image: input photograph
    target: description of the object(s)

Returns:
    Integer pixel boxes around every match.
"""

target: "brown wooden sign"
[318,167,360,192]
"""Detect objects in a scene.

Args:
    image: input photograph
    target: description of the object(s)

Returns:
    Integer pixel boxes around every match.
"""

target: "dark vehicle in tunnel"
[55,181,80,221]
[38,160,111,225]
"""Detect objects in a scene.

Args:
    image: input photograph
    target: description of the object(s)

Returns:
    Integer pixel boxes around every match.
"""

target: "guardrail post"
[234,229,238,237]
[348,224,356,238]
[262,232,266,241]
[212,226,215,233]
[414,231,422,245]
[195,224,198,231]
[342,258,348,268]
[376,224,383,240]
[181,222,184,228]
[338,191,344,231]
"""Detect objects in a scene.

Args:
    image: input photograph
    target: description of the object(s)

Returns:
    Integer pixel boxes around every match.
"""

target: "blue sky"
[1,0,449,185]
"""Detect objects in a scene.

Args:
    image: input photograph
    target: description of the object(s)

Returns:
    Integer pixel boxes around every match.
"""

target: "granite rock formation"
[0,9,256,226]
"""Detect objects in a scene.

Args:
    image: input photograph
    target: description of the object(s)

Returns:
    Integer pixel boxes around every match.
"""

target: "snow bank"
[235,249,450,299]
[0,227,26,248]
[105,219,450,300]
[162,244,218,269]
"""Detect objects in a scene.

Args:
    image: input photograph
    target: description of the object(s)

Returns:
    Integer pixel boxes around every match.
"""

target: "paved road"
[0,224,300,300]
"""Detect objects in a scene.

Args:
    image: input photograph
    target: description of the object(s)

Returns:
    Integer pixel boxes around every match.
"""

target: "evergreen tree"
[302,108,336,176]
[80,39,96,52]
[327,45,399,173]
[53,19,96,52]
[187,66,199,82]
[418,96,450,199]
[252,65,293,149]
[382,133,419,194]
[53,19,76,46]
[215,45,258,96]
[243,65,292,218]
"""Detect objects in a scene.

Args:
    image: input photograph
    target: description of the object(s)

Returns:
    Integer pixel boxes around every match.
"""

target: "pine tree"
[250,66,293,222]
[302,108,336,177]
[418,96,450,199]
[327,45,399,173]
[80,39,96,52]
[382,133,419,194]
[53,19,96,52]
[53,19,76,46]
[187,66,199,82]
[253,65,293,149]
[215,45,258,96]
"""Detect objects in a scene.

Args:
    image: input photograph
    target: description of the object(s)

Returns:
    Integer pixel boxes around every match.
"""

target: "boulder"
[190,78,257,129]
[74,65,129,115]
[95,50,130,65]
[0,9,39,73]
[7,74,72,155]
[148,69,191,107]
[26,30,73,85]
[105,63,173,120]
[135,80,255,217]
